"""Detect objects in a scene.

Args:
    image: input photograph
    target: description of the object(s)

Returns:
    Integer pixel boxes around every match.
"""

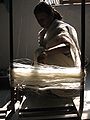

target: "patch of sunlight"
[82,90,90,119]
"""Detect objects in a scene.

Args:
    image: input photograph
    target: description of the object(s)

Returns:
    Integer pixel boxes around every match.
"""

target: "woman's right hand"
[37,52,47,64]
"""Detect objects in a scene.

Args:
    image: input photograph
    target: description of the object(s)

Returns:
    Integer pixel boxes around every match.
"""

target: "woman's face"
[35,12,54,29]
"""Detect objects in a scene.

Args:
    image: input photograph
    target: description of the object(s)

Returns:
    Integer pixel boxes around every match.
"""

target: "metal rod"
[9,0,15,112]
[81,0,85,69]
[79,0,85,117]
[9,0,13,63]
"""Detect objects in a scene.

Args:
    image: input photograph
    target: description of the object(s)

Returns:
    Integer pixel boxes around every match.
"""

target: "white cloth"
[37,19,81,67]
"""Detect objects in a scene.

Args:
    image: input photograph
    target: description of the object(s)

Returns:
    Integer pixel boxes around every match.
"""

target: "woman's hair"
[34,2,62,20]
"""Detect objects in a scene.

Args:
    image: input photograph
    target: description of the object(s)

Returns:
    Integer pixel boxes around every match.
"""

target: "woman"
[34,2,81,67]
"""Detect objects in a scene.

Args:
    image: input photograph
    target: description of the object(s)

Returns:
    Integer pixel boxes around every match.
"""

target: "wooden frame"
[0,0,86,119]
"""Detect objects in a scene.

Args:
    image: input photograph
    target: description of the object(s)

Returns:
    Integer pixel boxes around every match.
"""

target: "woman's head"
[34,2,62,29]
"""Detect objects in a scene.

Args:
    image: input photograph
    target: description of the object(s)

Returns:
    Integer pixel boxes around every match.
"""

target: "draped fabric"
[37,19,81,67]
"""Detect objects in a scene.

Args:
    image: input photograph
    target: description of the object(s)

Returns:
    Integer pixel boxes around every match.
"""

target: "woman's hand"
[37,52,47,64]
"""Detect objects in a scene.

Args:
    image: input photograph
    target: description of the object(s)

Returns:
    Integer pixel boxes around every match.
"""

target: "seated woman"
[34,2,81,67]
